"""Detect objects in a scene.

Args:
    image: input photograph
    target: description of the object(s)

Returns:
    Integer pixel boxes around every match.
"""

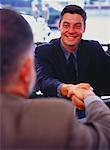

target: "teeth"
[67,35,78,39]
[68,36,74,39]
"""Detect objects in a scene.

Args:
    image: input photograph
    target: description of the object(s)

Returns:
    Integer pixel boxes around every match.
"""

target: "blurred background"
[0,0,110,46]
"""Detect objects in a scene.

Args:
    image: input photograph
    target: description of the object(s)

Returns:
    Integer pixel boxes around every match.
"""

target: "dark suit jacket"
[1,93,110,149]
[35,38,110,96]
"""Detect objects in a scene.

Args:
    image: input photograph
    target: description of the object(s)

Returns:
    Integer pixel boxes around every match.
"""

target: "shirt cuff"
[84,94,103,107]
[57,83,65,97]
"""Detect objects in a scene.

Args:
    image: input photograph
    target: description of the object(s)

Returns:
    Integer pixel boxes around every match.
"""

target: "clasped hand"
[60,83,94,110]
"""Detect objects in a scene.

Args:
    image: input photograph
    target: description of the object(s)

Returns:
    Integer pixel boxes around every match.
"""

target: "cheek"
[59,25,67,33]
[28,64,36,94]
[80,26,85,33]
[76,30,84,36]
[60,29,69,37]
[76,26,85,34]
[59,28,64,33]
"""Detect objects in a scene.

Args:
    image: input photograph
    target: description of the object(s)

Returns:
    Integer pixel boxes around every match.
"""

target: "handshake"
[60,83,95,110]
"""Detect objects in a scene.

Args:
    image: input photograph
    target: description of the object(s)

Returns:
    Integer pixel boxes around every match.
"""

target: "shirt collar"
[60,41,78,60]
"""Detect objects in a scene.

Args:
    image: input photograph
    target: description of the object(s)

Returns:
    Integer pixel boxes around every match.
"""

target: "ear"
[83,24,86,33]
[58,19,61,31]
[19,58,32,85]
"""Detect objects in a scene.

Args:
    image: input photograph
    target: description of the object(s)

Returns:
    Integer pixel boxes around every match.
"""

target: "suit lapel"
[77,40,90,81]
[52,39,67,79]
[51,39,91,82]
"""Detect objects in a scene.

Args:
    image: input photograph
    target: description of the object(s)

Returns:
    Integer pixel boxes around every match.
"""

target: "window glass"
[0,0,110,45]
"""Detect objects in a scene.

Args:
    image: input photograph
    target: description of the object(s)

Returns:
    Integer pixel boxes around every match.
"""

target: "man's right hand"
[71,87,95,109]
[60,83,94,110]
[60,83,93,97]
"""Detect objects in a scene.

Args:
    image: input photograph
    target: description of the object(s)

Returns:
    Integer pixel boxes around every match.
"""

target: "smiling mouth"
[66,36,78,40]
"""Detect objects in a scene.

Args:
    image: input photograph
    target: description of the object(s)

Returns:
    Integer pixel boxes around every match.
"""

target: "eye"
[63,23,69,28]
[75,24,81,29]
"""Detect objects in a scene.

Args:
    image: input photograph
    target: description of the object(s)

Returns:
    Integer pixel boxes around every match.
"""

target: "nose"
[68,26,76,33]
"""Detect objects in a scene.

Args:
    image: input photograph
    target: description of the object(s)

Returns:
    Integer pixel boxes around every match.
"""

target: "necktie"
[65,53,77,83]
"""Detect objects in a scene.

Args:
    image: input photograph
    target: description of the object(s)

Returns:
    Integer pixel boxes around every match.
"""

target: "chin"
[66,41,76,46]
[68,39,81,46]
[66,36,81,43]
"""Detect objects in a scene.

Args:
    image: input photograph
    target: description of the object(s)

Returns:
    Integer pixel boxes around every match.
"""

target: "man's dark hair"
[0,8,33,86]
[60,5,87,25]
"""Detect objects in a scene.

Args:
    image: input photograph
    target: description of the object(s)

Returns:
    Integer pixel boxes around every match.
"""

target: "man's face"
[58,13,85,52]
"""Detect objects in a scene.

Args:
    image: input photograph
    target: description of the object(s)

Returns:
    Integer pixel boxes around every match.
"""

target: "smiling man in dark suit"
[0,8,110,150]
[35,5,110,97]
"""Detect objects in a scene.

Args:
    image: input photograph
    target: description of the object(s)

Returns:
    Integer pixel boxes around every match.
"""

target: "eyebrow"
[63,21,69,24]
[75,23,82,25]
[63,21,82,26]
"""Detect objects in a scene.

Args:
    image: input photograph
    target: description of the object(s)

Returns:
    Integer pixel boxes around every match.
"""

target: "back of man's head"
[0,8,34,93]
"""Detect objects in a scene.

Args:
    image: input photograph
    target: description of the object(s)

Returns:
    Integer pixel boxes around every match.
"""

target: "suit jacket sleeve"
[35,40,64,96]
[68,99,110,149]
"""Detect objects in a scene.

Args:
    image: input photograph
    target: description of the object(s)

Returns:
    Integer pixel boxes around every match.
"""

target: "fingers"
[67,88,83,100]
[60,84,68,96]
[60,83,94,109]
[60,84,75,96]
[71,95,85,110]
[78,83,93,90]
[66,83,93,98]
